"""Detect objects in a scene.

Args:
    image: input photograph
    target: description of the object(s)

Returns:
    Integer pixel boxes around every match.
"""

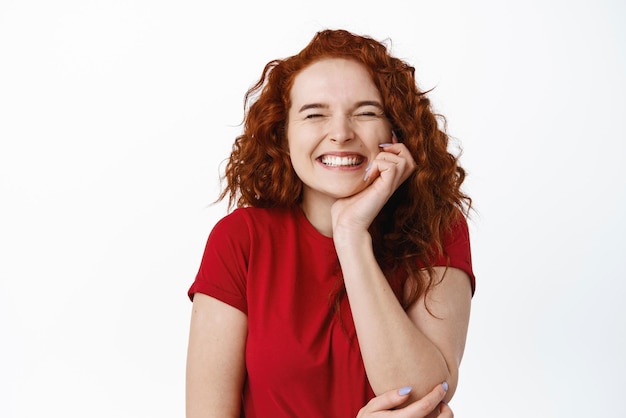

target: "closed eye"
[353,110,384,120]
[353,100,385,118]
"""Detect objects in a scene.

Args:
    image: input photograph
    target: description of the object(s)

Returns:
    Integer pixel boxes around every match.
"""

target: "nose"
[329,117,353,144]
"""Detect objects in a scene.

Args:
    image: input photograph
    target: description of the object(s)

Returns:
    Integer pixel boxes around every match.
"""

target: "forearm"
[335,231,457,401]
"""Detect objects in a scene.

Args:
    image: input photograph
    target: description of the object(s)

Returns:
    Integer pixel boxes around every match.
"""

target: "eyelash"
[305,112,380,120]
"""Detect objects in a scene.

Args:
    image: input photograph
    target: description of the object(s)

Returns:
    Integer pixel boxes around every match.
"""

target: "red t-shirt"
[188,206,474,418]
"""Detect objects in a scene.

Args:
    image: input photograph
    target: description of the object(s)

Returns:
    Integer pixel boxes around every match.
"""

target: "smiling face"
[286,58,392,207]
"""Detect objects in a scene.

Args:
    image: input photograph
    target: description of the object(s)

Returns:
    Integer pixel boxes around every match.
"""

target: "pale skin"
[186,58,471,417]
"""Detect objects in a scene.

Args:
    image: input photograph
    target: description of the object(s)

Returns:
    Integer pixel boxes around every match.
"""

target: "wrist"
[332,227,372,253]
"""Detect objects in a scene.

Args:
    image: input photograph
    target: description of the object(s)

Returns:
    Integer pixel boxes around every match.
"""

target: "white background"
[1,1,625,417]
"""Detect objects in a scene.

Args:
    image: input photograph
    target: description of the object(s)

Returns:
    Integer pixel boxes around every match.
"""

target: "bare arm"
[186,293,247,418]
[335,232,471,403]
[406,266,472,401]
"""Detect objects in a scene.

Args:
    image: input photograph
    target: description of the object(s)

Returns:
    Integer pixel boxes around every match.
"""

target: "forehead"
[289,58,380,103]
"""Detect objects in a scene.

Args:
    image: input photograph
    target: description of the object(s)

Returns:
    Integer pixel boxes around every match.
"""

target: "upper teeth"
[321,155,362,166]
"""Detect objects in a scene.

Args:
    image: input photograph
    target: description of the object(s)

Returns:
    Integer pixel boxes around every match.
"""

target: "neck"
[300,190,336,237]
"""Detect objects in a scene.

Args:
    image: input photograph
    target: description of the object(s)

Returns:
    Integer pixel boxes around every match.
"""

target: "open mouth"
[319,155,364,167]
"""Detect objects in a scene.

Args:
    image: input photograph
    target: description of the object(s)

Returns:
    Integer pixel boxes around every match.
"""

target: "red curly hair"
[220,29,471,308]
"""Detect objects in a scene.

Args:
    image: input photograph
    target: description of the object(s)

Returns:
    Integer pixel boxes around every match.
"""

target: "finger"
[373,153,415,180]
[363,159,396,183]
[375,145,407,166]
[378,142,402,154]
[378,143,415,166]
[360,386,413,413]
[438,402,454,418]
[402,382,448,417]
[376,151,403,164]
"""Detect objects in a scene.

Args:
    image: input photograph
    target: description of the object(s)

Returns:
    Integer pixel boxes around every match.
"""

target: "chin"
[327,184,368,199]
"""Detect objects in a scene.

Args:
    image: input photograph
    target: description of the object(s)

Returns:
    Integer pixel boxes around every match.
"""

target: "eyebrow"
[297,100,384,113]
[298,103,328,112]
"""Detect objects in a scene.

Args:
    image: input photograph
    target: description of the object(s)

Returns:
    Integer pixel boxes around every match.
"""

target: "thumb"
[361,386,412,413]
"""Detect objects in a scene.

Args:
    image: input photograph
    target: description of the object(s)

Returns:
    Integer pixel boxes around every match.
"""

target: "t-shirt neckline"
[292,205,336,249]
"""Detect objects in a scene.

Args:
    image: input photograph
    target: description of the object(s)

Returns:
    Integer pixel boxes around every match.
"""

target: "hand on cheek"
[364,131,415,187]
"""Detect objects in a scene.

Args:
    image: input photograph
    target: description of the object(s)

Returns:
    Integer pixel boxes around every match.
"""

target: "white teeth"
[321,155,362,167]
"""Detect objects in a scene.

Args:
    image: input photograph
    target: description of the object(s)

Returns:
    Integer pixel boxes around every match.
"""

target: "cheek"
[358,124,391,146]
[285,125,297,154]
[285,131,308,167]
[287,125,320,152]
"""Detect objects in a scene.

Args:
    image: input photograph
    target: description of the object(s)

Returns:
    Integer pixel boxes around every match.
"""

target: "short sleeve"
[187,210,250,314]
[431,214,476,295]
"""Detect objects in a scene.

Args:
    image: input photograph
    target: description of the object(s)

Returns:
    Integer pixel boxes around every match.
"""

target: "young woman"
[186,29,475,418]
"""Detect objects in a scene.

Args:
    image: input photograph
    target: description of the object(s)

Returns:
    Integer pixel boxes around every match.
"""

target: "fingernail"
[392,130,399,142]
[378,143,393,148]
[398,386,412,396]
[442,381,448,391]
[363,162,372,181]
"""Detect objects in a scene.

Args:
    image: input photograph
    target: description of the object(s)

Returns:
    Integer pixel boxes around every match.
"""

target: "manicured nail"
[398,386,412,396]
[363,162,372,181]
[392,130,399,143]
[442,381,448,391]
[378,143,393,148]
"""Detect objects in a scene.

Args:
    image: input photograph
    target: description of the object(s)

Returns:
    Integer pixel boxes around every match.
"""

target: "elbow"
[413,354,460,403]
[440,359,460,402]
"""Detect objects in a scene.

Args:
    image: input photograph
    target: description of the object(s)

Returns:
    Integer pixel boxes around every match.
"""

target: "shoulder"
[443,211,471,247]
[441,211,475,293]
